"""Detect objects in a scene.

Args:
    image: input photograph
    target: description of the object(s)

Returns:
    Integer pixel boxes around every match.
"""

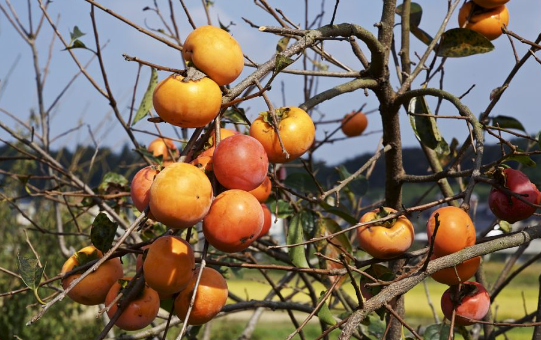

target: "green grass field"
[212,260,540,340]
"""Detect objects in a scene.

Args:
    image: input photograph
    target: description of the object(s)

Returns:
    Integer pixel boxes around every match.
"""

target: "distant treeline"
[1,140,540,200]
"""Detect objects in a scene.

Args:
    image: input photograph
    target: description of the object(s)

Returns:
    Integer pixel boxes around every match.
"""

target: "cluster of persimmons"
[356,161,540,325]
[58,24,360,332]
[57,13,539,331]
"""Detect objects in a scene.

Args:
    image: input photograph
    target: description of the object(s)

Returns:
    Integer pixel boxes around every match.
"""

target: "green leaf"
[287,212,310,268]
[503,153,536,168]
[336,165,368,196]
[132,68,158,126]
[90,213,118,253]
[317,291,336,325]
[365,313,386,339]
[98,172,129,194]
[319,201,358,225]
[317,217,352,254]
[223,107,251,125]
[408,96,450,155]
[395,2,423,28]
[537,131,541,150]
[17,253,46,305]
[437,28,494,58]
[267,198,295,219]
[490,115,526,132]
[17,253,45,291]
[62,39,89,51]
[70,26,86,40]
[423,323,451,340]
[276,36,290,53]
[274,53,294,74]
[411,26,434,46]
[284,172,319,193]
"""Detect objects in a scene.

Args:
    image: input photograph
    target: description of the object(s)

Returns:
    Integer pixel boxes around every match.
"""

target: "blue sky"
[1,0,540,165]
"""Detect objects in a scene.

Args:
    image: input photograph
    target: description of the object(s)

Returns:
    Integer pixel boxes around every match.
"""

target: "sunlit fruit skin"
[258,204,272,238]
[147,137,178,161]
[427,206,476,257]
[130,166,160,218]
[143,236,195,297]
[488,168,541,223]
[458,2,509,41]
[203,190,264,253]
[249,107,315,163]
[149,162,213,228]
[213,134,269,191]
[357,207,415,260]
[441,281,490,326]
[207,128,239,147]
[430,255,481,285]
[182,26,244,86]
[174,267,228,325]
[248,176,272,203]
[105,277,160,331]
[472,0,509,9]
[61,245,123,306]
[153,74,222,128]
[341,111,368,137]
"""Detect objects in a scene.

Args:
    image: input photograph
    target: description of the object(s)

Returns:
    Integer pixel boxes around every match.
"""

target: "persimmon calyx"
[259,107,291,126]
[369,207,397,228]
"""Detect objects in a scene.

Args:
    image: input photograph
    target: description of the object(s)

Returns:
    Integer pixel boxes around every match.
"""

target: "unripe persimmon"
[143,235,195,298]
[61,246,123,306]
[153,74,222,128]
[149,162,213,229]
[174,267,228,325]
[182,25,244,86]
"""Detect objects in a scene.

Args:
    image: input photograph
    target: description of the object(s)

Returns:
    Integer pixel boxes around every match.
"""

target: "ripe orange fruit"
[203,189,264,253]
[426,206,476,257]
[149,162,213,228]
[430,255,481,285]
[153,74,222,128]
[207,128,239,147]
[248,176,272,203]
[147,137,178,161]
[105,277,160,331]
[130,166,160,217]
[341,111,368,137]
[458,2,509,40]
[258,204,272,238]
[212,134,269,191]
[61,246,123,306]
[357,207,415,259]
[143,235,195,297]
[182,25,244,86]
[473,0,509,9]
[174,267,228,325]
[250,107,315,163]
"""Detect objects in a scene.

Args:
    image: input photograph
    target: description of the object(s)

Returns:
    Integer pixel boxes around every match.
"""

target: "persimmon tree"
[2,1,541,340]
